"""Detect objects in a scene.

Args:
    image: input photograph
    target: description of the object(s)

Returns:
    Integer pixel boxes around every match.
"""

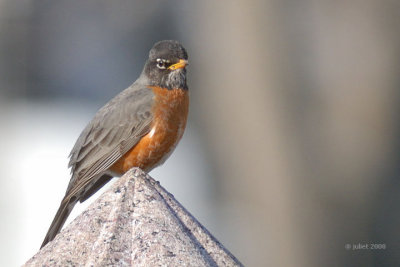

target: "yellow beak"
[168,59,189,70]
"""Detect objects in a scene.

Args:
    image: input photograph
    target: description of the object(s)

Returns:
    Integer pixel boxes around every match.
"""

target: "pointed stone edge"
[130,168,243,267]
[24,168,243,267]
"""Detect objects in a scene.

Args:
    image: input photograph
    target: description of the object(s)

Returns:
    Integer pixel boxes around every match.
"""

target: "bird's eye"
[156,58,169,69]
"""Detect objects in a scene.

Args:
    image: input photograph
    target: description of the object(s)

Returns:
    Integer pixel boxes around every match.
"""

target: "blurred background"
[1,1,399,266]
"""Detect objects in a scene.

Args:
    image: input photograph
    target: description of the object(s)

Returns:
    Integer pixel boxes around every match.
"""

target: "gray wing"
[66,84,154,198]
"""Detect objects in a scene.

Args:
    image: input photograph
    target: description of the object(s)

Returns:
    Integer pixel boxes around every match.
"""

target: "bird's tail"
[40,196,77,248]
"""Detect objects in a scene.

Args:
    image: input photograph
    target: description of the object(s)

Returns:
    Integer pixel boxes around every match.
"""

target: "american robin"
[41,40,189,248]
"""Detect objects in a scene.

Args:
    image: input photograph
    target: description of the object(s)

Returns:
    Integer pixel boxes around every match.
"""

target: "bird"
[41,40,189,248]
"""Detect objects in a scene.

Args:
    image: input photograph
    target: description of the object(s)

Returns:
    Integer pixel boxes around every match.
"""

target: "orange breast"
[110,86,189,173]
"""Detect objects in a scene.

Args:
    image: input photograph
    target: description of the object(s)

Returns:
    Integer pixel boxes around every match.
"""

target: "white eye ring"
[156,58,169,69]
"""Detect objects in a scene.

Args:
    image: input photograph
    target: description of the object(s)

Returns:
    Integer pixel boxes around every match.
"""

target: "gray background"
[1,1,399,266]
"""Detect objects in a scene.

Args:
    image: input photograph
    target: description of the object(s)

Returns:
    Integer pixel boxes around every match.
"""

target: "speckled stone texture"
[24,168,243,267]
